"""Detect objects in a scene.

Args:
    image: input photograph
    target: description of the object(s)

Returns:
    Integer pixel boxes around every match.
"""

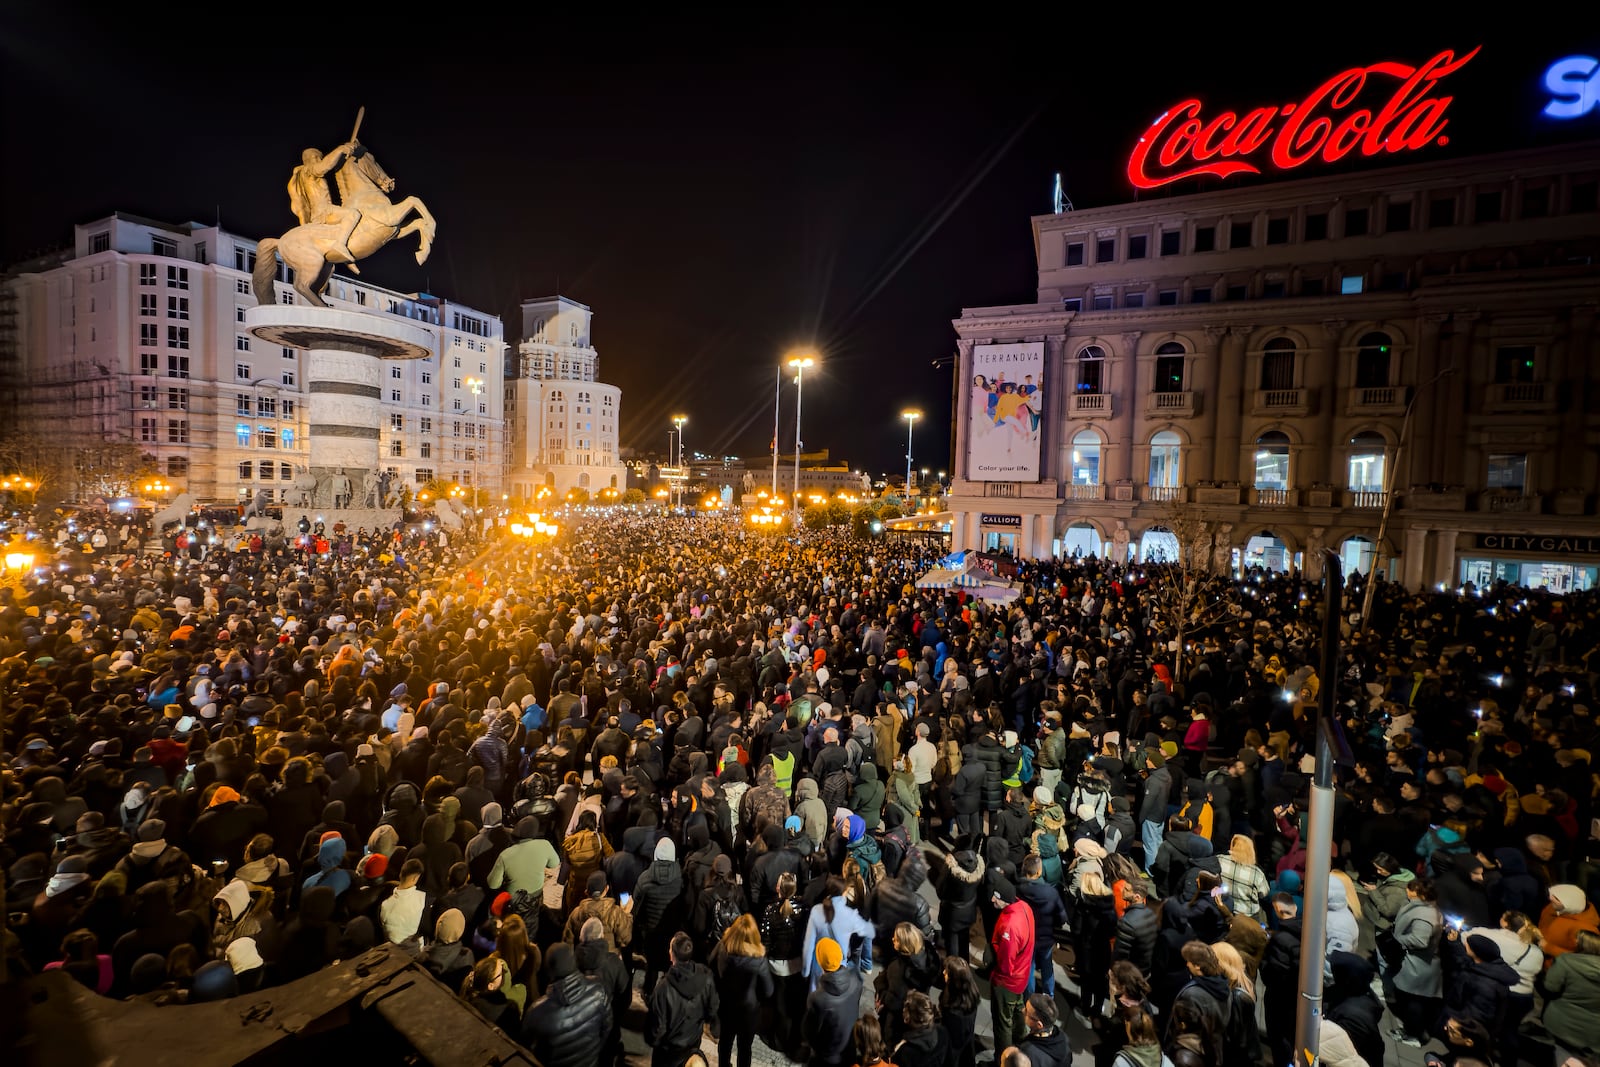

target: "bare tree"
[0,433,153,503]
[1142,506,1234,683]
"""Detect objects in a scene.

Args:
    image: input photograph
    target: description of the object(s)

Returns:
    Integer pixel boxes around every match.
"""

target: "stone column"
[1402,524,1430,590]
[1438,314,1479,487]
[1106,331,1141,485]
[1213,327,1247,484]
[1553,306,1595,486]
[1195,326,1225,481]
[1319,321,1345,486]
[307,348,382,480]
[1032,513,1051,560]
[1411,315,1447,486]
[1432,528,1461,589]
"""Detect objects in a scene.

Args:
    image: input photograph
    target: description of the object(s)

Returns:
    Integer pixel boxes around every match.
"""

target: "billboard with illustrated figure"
[967,342,1044,481]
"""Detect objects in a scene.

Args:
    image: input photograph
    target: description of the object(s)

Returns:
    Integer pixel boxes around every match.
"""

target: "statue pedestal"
[246,304,433,515]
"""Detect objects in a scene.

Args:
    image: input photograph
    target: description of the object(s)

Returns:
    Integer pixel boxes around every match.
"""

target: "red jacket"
[990,899,1035,994]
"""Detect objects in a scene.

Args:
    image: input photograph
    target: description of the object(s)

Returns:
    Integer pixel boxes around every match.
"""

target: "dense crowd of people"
[3,504,1600,1067]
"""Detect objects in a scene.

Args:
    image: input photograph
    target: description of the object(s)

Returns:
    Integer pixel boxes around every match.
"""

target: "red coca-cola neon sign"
[1127,47,1481,190]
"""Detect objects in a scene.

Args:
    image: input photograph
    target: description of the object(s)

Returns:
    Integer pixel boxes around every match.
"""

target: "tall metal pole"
[1295,550,1342,1067]
[904,416,916,499]
[792,363,804,517]
[1360,367,1455,622]
[771,364,782,497]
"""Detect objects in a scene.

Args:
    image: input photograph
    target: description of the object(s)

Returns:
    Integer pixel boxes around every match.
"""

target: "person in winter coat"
[1169,942,1231,1067]
[1261,894,1304,1067]
[1031,787,1068,886]
[487,816,561,902]
[711,914,777,1067]
[423,908,475,991]
[761,872,809,1055]
[993,786,1034,868]
[1017,855,1067,995]
[874,923,943,1049]
[1326,874,1359,957]
[962,722,1014,822]
[562,809,614,913]
[888,758,922,845]
[276,884,341,981]
[895,990,953,1067]
[302,835,352,899]
[803,874,876,985]
[950,759,987,840]
[990,883,1035,1053]
[1542,884,1600,960]
[794,777,828,853]
[1439,930,1518,1038]
[694,855,750,957]
[647,931,720,1067]
[1151,815,1214,900]
[635,837,686,993]
[1390,877,1444,1046]
[576,916,631,1067]
[868,848,936,953]
[804,937,864,1067]
[1541,929,1600,1059]
[1114,881,1159,974]
[521,943,614,1067]
[460,955,519,1032]
[933,841,984,960]
[853,763,886,831]
[1139,752,1173,873]
[1018,993,1072,1067]
[1361,853,1414,934]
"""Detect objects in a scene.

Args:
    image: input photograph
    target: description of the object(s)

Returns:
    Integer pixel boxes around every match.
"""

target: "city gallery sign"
[1127,47,1480,190]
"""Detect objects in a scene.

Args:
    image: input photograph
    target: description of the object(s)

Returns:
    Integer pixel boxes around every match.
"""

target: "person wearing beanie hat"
[633,837,686,995]
[800,935,861,1067]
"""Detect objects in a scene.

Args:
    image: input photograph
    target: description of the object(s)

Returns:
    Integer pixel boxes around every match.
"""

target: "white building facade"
[948,141,1600,592]
[2,213,505,504]
[505,296,626,502]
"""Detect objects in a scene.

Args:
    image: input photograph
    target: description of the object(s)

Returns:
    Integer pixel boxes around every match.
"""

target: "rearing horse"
[252,146,437,308]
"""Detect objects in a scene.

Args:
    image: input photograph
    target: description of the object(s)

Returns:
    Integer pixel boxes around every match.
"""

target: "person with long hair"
[1210,941,1262,1067]
[876,923,942,1049]
[493,911,541,1014]
[802,873,875,988]
[459,955,518,1032]
[1214,835,1269,922]
[1116,1010,1167,1067]
[895,990,951,1065]
[761,871,808,1056]
[851,1013,896,1067]
[711,913,776,1067]
[1170,942,1229,1067]
[1478,910,1543,1065]
[940,956,981,1067]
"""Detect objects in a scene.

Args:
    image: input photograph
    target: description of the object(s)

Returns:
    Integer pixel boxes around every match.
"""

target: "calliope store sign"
[1127,47,1480,189]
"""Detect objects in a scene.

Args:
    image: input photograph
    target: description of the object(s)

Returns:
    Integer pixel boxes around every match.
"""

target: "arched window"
[1260,337,1296,390]
[1154,341,1186,393]
[1347,431,1386,493]
[1076,346,1105,394]
[578,472,590,488]
[1071,431,1101,485]
[1254,431,1290,489]
[1140,525,1180,563]
[1148,430,1181,488]
[1340,536,1375,576]
[1355,332,1392,389]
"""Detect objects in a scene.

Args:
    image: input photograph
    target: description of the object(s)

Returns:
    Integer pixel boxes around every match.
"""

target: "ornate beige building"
[948,141,1600,592]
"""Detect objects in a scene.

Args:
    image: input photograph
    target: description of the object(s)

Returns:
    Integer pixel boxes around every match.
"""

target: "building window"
[167,326,190,349]
[166,355,190,378]
[1061,298,1082,312]
[1487,453,1527,493]
[1092,294,1114,310]
[167,296,189,319]
[235,335,250,351]
[1355,332,1392,388]
[419,416,432,433]
[1127,234,1148,260]
[1340,274,1365,295]
[167,266,188,289]
[237,424,252,447]
[234,248,257,273]
[259,460,275,480]
[141,295,157,316]
[1301,277,1326,296]
[1124,292,1145,309]
[1254,431,1290,489]
[392,366,402,379]
[390,413,404,430]
[421,371,432,384]
[236,279,250,295]
[1076,345,1105,394]
[390,439,405,457]
[167,419,189,443]
[1225,284,1247,301]
[1429,197,1456,228]
[139,351,159,374]
[1494,346,1536,384]
[1193,225,1216,252]
[1148,430,1181,487]
[282,399,295,417]
[238,462,252,480]
[236,394,252,416]
[1065,241,1084,266]
[140,325,159,349]
[166,388,188,410]
[1154,342,1185,393]
[235,306,247,323]
[152,235,177,257]
[282,370,297,387]
[1522,186,1551,218]
[257,396,277,417]
[1230,221,1252,248]
[89,231,110,254]
[1190,286,1212,303]
[1304,213,1329,241]
[391,389,402,402]
[236,362,251,380]
[280,463,292,479]
[167,457,187,477]
[1158,289,1179,306]
[421,394,430,406]
[1261,280,1286,298]
[139,418,157,442]
[1347,432,1386,492]
[420,442,432,458]
[1260,338,1296,390]
[1095,237,1115,263]
[1071,431,1101,485]
[452,377,461,389]
[1160,230,1181,256]
[140,263,157,285]
[1474,190,1503,222]
[258,427,277,449]
[1266,217,1289,245]
[1343,207,1369,236]
[1385,201,1413,232]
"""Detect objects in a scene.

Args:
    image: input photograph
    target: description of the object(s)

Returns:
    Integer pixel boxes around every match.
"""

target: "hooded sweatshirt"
[794,777,827,850]
[645,960,719,1053]
[1326,874,1359,955]
[303,837,351,898]
[852,763,885,831]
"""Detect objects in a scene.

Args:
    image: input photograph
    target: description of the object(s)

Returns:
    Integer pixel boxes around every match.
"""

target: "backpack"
[708,891,741,943]
[1013,745,1035,787]
[821,769,853,814]
[848,837,885,891]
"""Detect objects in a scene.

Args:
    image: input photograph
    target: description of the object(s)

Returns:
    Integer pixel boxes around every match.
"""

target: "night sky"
[0,11,1587,475]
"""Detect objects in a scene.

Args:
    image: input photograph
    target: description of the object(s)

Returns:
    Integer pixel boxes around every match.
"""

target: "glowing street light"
[788,354,815,517]
[901,410,921,500]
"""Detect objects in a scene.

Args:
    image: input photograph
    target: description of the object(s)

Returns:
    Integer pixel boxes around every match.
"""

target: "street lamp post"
[1359,366,1457,622]
[788,356,813,518]
[901,410,921,500]
[671,414,687,509]
[771,363,783,498]
[466,377,484,509]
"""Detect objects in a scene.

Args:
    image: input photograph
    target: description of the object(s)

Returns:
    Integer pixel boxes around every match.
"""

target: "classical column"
[1195,326,1225,481]
[1032,513,1051,560]
[1439,313,1479,487]
[1553,306,1595,485]
[1411,314,1447,486]
[1106,331,1141,485]
[1401,524,1430,590]
[1432,528,1462,590]
[1212,327,1247,484]
[1319,321,1346,486]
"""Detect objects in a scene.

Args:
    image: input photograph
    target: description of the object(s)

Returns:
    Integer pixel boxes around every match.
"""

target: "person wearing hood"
[377,780,425,846]
[298,801,357,870]
[1325,873,1359,956]
[62,811,130,879]
[422,907,474,990]
[522,942,614,1067]
[992,785,1033,869]
[188,785,267,872]
[487,816,561,905]
[303,836,352,899]
[680,821,722,916]
[1029,787,1067,886]
[635,836,685,994]
[646,931,720,1067]
[412,811,462,900]
[111,880,207,990]
[1488,847,1543,919]
[932,837,984,961]
[31,855,96,961]
[606,821,659,897]
[1439,928,1519,1037]
[852,762,885,832]
[803,937,862,1067]
[793,776,828,852]
[114,819,180,894]
[748,821,805,912]
[1542,884,1600,959]
[465,802,513,884]
[1541,928,1600,1060]
[210,877,275,956]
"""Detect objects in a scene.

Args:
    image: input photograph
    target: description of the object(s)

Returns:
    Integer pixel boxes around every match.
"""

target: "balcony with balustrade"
[1069,392,1112,419]
[1250,487,1297,507]
[1251,387,1310,416]
[1066,483,1105,501]
[1141,484,1187,503]
[1145,391,1198,417]
[1484,382,1556,413]
[1347,385,1407,415]
[1346,489,1387,509]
